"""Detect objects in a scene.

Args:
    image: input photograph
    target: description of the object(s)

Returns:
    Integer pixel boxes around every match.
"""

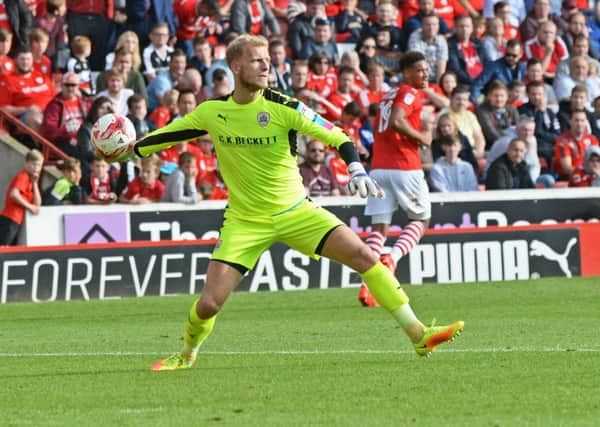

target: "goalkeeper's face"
[238,45,271,91]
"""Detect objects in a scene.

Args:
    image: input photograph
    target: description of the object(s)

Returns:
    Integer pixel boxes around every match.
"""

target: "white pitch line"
[0,347,599,357]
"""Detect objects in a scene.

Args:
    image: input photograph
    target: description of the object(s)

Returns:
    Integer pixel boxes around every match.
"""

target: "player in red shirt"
[0,47,56,132]
[0,149,43,245]
[359,51,433,306]
[120,155,165,204]
[553,109,599,179]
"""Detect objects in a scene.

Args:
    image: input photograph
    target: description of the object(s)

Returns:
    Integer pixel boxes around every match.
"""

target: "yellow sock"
[181,299,215,359]
[359,262,409,312]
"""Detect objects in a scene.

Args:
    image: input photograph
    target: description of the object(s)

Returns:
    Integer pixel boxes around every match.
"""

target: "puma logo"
[217,114,227,122]
[529,238,577,278]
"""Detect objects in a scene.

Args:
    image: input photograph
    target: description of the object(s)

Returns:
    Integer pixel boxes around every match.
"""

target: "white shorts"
[365,169,431,223]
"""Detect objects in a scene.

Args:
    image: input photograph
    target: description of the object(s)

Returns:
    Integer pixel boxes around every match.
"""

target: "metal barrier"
[0,107,68,164]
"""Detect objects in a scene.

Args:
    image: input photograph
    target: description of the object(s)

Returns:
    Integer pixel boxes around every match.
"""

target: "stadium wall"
[1,222,599,303]
[21,187,600,246]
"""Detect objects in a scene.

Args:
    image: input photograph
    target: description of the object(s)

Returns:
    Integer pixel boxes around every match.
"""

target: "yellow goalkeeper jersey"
[137,89,350,216]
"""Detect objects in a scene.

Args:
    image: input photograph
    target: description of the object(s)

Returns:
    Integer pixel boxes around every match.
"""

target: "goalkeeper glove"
[347,162,385,199]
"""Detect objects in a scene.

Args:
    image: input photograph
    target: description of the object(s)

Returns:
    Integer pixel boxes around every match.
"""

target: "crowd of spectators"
[1,0,600,218]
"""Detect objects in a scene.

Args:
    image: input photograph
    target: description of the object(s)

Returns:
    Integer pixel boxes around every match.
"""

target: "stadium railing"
[0,107,68,165]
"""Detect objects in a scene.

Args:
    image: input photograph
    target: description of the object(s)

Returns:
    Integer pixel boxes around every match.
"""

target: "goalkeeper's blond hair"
[226,34,268,67]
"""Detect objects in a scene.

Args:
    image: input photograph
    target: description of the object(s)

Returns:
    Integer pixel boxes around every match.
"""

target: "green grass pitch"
[1,277,599,427]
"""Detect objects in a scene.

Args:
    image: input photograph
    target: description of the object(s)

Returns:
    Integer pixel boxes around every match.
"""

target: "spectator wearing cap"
[287,0,327,58]
[299,18,338,63]
[0,47,56,133]
[569,145,600,186]
[42,72,89,158]
[231,0,280,37]
[66,0,113,71]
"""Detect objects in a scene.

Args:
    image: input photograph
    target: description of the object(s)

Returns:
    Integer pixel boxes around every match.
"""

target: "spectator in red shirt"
[523,20,569,81]
[82,157,118,204]
[356,62,388,114]
[494,1,521,42]
[0,29,15,75]
[569,145,600,187]
[29,27,51,78]
[119,155,165,204]
[0,46,56,132]
[0,149,42,245]
[42,71,89,158]
[553,109,600,178]
[149,88,179,129]
[306,51,338,98]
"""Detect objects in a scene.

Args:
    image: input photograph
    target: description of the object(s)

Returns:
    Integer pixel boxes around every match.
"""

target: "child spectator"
[569,146,600,187]
[126,94,153,139]
[0,149,43,245]
[95,69,133,116]
[143,22,174,82]
[34,0,68,69]
[429,134,479,192]
[161,151,201,204]
[119,156,164,204]
[42,157,83,205]
[507,80,526,109]
[29,27,51,78]
[148,88,179,129]
[0,29,15,74]
[96,46,148,103]
[67,35,94,96]
[82,157,118,204]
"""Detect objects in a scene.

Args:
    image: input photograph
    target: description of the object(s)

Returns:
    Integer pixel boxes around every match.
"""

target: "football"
[91,113,137,161]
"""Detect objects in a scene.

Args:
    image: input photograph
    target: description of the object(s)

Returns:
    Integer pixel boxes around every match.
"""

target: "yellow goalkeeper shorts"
[212,197,344,270]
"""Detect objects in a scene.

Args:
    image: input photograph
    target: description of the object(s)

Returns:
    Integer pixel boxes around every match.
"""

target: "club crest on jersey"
[403,92,415,105]
[257,112,270,127]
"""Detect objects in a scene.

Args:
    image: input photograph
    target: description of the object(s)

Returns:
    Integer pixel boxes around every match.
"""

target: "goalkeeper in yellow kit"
[112,35,463,370]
